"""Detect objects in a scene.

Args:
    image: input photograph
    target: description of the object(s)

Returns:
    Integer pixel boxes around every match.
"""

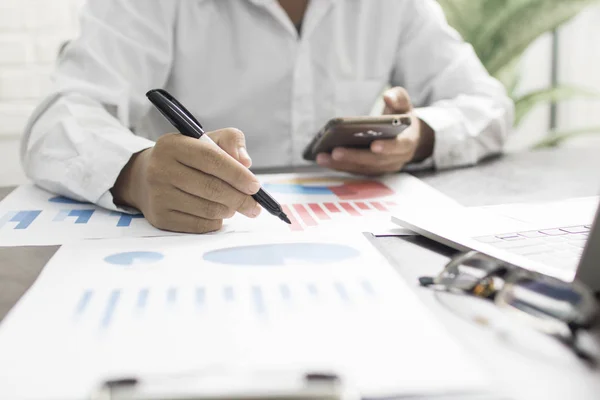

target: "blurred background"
[0,0,599,187]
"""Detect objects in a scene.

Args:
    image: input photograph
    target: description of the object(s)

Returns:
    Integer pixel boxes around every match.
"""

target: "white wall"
[0,0,82,185]
[0,0,83,138]
[511,4,600,151]
[557,5,600,134]
[507,34,553,151]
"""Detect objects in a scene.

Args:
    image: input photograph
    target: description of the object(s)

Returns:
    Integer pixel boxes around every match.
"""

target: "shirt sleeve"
[21,0,179,211]
[392,0,515,169]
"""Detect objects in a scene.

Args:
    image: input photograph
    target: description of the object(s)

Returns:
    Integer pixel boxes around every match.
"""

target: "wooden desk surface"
[1,144,599,400]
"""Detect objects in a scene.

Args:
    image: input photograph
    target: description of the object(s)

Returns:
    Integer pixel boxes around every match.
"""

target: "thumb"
[208,128,253,168]
[383,87,413,115]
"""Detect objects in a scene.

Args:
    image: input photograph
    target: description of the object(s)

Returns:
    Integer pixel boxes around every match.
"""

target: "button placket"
[291,41,315,164]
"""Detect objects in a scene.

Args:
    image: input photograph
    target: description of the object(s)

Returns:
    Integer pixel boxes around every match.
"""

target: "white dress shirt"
[22,0,514,211]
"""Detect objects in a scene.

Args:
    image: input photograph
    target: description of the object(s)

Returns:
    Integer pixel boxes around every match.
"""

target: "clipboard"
[90,369,360,400]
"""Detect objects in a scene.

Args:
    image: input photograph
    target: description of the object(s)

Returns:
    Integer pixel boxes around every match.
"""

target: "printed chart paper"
[0,185,183,246]
[0,233,487,399]
[0,173,455,246]
[224,172,457,235]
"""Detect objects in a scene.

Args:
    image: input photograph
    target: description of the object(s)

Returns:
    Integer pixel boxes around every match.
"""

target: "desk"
[1,144,600,400]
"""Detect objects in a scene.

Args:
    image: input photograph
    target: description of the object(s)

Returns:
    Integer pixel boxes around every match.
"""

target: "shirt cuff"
[414,106,474,170]
[76,134,154,212]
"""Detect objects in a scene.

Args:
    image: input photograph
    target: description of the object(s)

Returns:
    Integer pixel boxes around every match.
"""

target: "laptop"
[392,196,600,292]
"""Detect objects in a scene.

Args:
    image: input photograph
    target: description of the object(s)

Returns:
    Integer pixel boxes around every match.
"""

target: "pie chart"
[262,177,394,200]
[203,243,360,266]
[104,251,164,266]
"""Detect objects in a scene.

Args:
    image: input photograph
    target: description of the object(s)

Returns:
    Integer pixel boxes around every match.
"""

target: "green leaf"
[438,0,600,77]
[532,127,600,149]
[495,59,521,98]
[514,85,600,126]
[437,0,485,43]
[476,0,600,76]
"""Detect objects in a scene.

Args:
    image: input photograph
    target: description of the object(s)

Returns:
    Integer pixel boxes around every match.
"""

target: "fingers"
[331,147,389,167]
[157,133,261,195]
[315,124,420,175]
[316,152,410,175]
[383,87,413,115]
[208,128,253,168]
[139,132,263,234]
[150,210,224,234]
[169,187,257,220]
[161,162,261,218]
[371,125,420,156]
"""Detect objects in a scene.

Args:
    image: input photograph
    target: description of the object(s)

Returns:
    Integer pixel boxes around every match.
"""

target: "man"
[22,0,513,233]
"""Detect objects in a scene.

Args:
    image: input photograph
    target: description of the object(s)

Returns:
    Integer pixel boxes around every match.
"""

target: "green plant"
[438,0,600,147]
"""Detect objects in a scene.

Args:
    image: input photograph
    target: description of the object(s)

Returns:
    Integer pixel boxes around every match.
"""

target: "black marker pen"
[146,89,291,225]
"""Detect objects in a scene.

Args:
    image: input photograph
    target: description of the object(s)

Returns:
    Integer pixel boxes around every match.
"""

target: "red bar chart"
[284,200,398,231]
[259,176,403,232]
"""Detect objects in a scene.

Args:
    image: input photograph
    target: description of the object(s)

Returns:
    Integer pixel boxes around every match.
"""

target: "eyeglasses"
[420,251,599,365]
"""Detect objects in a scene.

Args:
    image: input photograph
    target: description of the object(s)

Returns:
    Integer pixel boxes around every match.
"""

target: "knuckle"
[205,147,225,171]
[226,127,244,137]
[365,169,383,177]
[202,176,224,198]
[373,156,387,166]
[237,195,254,211]
[212,219,224,231]
[396,87,409,98]
[231,166,249,189]
[150,211,170,230]
[155,133,178,152]
[225,208,236,219]
[384,164,401,173]
[196,217,222,234]
[203,202,226,220]
[194,218,211,234]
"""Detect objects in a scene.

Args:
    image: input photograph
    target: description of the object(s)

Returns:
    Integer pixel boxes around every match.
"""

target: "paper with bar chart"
[0,173,454,245]
[0,233,485,399]
[0,184,184,246]
[223,172,457,235]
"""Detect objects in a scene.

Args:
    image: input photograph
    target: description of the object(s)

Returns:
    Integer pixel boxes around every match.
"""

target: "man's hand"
[316,87,435,175]
[111,128,262,234]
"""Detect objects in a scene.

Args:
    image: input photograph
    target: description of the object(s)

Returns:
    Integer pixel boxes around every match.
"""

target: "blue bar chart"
[54,209,95,224]
[110,212,145,227]
[0,211,42,230]
[74,279,378,330]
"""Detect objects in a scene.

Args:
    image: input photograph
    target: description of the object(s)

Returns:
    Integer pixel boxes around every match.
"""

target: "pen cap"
[146,89,205,139]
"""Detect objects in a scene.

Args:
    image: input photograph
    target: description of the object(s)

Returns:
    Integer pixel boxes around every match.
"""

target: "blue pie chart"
[104,251,164,266]
[203,243,360,266]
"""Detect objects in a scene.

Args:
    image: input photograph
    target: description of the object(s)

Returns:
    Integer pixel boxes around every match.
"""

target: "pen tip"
[281,214,292,225]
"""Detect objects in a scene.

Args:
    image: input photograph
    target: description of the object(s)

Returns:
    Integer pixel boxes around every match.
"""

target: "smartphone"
[302,115,412,161]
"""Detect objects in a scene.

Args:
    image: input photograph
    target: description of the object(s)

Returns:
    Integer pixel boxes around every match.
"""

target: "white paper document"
[0,184,183,246]
[476,196,599,228]
[0,173,455,246]
[223,172,457,236]
[0,233,487,399]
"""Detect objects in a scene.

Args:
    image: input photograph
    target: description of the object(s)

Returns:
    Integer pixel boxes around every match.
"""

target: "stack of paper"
[0,233,488,399]
[0,172,458,246]
[0,172,489,399]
